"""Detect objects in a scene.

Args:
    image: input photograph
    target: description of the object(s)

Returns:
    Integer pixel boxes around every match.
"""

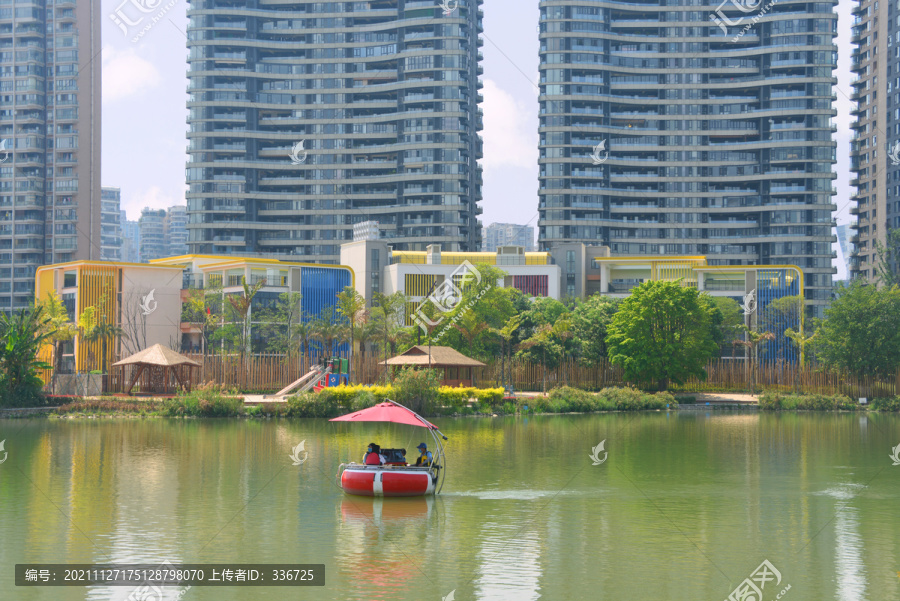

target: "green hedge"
[870,397,900,412]
[162,382,243,417]
[525,386,676,413]
[758,392,859,411]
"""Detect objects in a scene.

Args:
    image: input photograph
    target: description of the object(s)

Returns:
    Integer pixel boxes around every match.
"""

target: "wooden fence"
[97,353,900,399]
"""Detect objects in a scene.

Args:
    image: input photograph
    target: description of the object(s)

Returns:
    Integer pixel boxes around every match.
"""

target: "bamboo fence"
[94,353,900,399]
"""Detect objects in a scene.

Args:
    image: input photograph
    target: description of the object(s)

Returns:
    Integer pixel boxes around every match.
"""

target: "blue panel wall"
[757,269,801,363]
[301,266,352,358]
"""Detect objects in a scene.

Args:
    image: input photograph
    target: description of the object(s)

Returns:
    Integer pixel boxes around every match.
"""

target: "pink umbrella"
[329,400,439,430]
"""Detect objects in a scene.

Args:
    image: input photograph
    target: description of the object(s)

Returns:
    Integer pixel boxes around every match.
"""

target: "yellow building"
[35,261,184,373]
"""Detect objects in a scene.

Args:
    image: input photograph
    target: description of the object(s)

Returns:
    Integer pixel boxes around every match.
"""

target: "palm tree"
[38,292,78,393]
[336,287,366,382]
[310,307,344,358]
[489,315,521,392]
[82,314,124,375]
[733,328,776,394]
[225,276,266,385]
[370,292,408,381]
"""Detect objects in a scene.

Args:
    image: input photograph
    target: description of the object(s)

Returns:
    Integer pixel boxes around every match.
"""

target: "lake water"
[1,412,899,600]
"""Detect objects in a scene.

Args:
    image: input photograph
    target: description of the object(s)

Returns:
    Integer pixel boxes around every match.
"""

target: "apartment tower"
[537,0,838,315]
[850,0,897,281]
[100,187,123,261]
[185,0,485,263]
[0,0,101,311]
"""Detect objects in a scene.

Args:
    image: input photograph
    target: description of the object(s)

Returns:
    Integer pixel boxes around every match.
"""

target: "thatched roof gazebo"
[380,345,485,387]
[112,344,200,395]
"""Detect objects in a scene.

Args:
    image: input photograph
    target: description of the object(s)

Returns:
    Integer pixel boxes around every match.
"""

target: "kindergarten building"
[35,256,353,372]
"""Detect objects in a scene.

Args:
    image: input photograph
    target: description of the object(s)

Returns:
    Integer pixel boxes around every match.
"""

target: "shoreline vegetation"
[3,386,899,419]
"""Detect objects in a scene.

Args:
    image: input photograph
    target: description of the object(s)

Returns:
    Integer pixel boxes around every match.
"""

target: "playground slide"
[273,366,324,398]
[301,367,332,393]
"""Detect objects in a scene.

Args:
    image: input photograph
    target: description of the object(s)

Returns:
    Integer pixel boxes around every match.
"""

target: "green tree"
[875,228,900,287]
[182,281,225,358]
[370,291,409,380]
[571,295,620,363]
[225,276,266,358]
[310,306,344,357]
[732,328,776,393]
[606,280,719,391]
[708,296,744,358]
[814,281,900,379]
[489,314,521,392]
[336,287,367,381]
[37,292,77,392]
[0,306,53,407]
[516,323,564,394]
[78,305,124,375]
[425,264,513,360]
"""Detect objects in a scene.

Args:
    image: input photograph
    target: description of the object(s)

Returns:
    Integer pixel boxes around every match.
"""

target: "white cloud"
[123,186,184,220]
[480,78,538,171]
[102,46,162,103]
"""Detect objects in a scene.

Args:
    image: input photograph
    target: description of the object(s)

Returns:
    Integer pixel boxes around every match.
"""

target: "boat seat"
[381,448,408,465]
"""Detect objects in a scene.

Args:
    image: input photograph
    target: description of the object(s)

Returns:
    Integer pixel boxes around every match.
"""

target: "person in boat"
[363,443,386,466]
[414,443,433,467]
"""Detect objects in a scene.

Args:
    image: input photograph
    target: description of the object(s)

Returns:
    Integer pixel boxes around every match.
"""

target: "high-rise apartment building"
[121,211,140,263]
[537,0,838,315]
[100,187,122,261]
[139,208,167,262]
[164,205,188,257]
[0,1,102,311]
[185,0,484,263]
[850,0,899,281]
[484,222,535,252]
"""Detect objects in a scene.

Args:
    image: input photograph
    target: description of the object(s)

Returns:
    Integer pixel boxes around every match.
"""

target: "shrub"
[350,389,377,412]
[392,367,441,415]
[759,392,858,411]
[548,386,599,412]
[674,395,696,405]
[596,387,674,411]
[870,397,900,412]
[475,387,505,408]
[437,386,471,410]
[164,382,243,417]
[284,392,327,418]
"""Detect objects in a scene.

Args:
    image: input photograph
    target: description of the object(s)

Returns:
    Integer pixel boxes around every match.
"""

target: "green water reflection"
[1,412,899,600]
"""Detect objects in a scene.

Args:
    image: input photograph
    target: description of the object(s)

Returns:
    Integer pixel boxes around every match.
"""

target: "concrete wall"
[120,265,184,351]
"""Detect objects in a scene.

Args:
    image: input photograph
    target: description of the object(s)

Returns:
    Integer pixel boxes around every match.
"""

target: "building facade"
[536,0,838,316]
[121,211,140,263]
[139,208,167,262]
[341,240,561,305]
[850,0,897,281]
[35,261,184,373]
[483,222,536,252]
[36,255,354,370]
[184,0,485,263]
[164,205,188,257]
[150,255,353,353]
[100,188,123,261]
[0,0,102,312]
[341,240,802,361]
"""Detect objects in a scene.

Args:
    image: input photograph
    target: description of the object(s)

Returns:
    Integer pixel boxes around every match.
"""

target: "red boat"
[330,400,448,497]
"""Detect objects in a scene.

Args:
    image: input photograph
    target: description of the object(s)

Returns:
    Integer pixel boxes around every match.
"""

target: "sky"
[100,0,854,276]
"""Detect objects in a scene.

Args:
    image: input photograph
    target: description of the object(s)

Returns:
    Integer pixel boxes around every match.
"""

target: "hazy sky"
[100,0,853,275]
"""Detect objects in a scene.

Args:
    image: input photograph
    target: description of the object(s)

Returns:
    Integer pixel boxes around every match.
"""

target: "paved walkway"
[693,392,758,405]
